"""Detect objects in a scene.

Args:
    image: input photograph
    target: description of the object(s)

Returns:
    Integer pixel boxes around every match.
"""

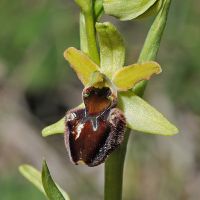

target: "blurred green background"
[0,0,200,199]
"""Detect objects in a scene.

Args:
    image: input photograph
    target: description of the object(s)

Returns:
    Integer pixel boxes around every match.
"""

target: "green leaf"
[103,0,158,21]
[138,0,172,62]
[42,117,65,137]
[134,0,172,96]
[19,165,46,195]
[64,47,99,85]
[42,161,66,200]
[112,61,161,91]
[118,91,178,135]
[19,164,70,200]
[96,22,125,78]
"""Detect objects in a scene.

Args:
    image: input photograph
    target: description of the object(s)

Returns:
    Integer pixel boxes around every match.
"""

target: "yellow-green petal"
[64,47,99,86]
[118,91,178,136]
[112,61,161,91]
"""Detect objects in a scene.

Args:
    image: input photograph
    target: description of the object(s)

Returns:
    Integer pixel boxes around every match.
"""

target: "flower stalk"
[104,130,130,200]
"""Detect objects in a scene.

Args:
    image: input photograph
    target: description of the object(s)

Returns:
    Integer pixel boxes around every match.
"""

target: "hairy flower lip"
[64,86,126,167]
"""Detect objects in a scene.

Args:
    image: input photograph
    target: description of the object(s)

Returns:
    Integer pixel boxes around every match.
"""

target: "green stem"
[77,0,99,63]
[104,130,130,200]
[104,0,172,199]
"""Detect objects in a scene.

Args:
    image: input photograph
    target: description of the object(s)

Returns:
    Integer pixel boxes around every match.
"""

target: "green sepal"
[42,104,84,137]
[136,0,162,20]
[118,91,178,136]
[42,117,65,137]
[42,160,69,200]
[103,0,158,21]
[96,22,125,79]
[64,47,99,86]
[112,61,161,91]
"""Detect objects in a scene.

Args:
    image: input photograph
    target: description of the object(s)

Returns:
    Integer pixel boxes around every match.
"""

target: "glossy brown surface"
[83,87,112,116]
[64,86,126,167]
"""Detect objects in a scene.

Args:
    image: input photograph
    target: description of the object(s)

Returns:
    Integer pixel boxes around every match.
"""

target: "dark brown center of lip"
[83,87,112,116]
[68,115,111,165]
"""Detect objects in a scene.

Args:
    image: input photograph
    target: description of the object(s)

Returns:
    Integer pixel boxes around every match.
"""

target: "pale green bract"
[103,0,159,20]
[118,91,178,135]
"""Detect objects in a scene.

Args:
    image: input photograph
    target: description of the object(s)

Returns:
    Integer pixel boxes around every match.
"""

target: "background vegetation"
[0,0,200,199]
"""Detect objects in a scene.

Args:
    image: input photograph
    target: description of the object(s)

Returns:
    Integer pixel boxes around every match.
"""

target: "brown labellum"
[64,86,126,167]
